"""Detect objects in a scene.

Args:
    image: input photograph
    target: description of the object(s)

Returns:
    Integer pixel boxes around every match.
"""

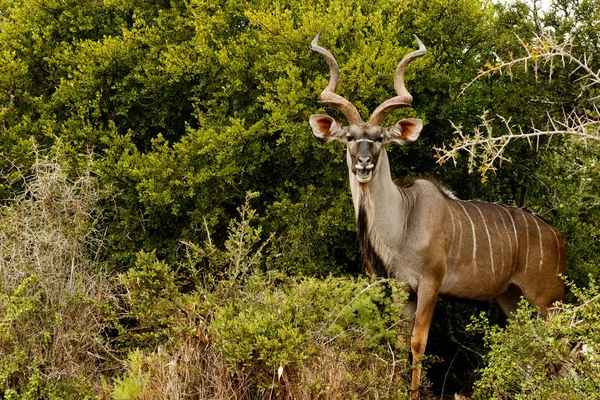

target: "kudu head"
[309,31,426,183]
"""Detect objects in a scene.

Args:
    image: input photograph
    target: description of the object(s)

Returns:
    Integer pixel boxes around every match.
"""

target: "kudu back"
[308,31,565,398]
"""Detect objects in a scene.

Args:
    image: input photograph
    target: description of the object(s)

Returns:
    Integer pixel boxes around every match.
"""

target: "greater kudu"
[308,31,566,398]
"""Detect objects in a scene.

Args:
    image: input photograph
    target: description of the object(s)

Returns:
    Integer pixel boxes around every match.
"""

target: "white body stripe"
[518,209,530,272]
[491,207,504,275]
[447,204,456,256]
[500,207,519,271]
[457,201,477,268]
[472,203,495,275]
[449,204,463,262]
[456,207,463,255]
[498,206,514,268]
[496,207,512,261]
[531,214,544,271]
[543,219,562,276]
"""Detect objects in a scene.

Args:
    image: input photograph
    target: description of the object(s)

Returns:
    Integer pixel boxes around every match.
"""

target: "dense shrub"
[210,273,409,398]
[115,273,411,399]
[112,194,412,399]
[471,279,600,398]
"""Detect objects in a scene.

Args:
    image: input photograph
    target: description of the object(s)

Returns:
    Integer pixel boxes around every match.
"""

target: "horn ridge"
[311,30,363,125]
[368,35,426,126]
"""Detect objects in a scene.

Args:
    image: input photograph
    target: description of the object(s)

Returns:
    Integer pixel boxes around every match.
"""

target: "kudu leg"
[495,284,523,318]
[410,283,439,399]
[398,292,417,348]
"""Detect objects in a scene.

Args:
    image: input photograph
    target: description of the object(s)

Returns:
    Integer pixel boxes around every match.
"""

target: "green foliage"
[120,250,183,345]
[111,349,148,400]
[114,195,411,398]
[117,191,267,349]
[211,274,407,370]
[0,276,43,400]
[471,279,600,398]
[1,0,505,274]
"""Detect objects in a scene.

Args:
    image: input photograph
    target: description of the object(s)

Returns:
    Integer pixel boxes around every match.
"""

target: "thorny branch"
[434,33,600,177]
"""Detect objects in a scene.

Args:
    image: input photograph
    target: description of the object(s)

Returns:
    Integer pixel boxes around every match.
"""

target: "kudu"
[308,31,566,397]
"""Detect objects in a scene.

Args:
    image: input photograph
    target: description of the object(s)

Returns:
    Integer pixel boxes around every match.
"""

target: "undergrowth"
[471,280,600,399]
[0,154,114,399]
[3,156,600,399]
[114,192,412,399]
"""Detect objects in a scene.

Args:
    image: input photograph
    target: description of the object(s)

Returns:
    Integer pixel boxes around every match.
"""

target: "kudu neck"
[349,147,409,216]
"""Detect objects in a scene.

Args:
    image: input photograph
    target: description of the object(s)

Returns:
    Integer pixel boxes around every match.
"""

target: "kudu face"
[309,116,423,183]
[308,31,426,184]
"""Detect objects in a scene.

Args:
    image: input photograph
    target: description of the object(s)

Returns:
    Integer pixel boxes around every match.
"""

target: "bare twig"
[437,33,599,174]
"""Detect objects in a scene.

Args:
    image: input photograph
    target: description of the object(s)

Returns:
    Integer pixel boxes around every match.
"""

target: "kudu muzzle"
[354,141,376,183]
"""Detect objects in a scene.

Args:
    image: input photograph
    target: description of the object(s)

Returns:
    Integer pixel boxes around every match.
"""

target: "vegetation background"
[0,0,598,398]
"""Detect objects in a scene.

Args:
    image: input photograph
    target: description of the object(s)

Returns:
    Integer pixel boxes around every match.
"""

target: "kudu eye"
[376,136,384,143]
[347,136,355,142]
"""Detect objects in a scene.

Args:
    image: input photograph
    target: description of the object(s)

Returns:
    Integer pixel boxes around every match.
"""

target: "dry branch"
[0,153,115,390]
[435,33,600,174]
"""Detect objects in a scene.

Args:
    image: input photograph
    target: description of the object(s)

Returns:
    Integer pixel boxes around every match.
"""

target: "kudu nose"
[358,156,371,165]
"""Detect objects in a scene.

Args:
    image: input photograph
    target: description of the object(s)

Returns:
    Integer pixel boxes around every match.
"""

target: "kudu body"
[308,31,566,397]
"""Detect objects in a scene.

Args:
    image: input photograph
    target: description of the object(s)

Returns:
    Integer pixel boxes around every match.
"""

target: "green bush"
[113,193,411,399]
[211,273,407,366]
[119,250,185,346]
[210,273,409,398]
[471,278,600,399]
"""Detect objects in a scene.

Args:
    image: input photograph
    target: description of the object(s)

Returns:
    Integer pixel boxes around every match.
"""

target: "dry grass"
[115,337,410,400]
[296,344,409,400]
[0,154,115,393]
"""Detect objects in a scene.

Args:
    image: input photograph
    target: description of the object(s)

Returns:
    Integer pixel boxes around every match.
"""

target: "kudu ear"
[309,114,346,143]
[386,118,423,145]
